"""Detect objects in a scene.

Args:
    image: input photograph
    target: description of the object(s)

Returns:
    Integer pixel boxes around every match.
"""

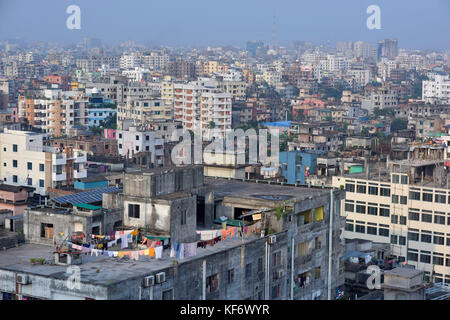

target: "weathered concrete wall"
[0,269,108,300]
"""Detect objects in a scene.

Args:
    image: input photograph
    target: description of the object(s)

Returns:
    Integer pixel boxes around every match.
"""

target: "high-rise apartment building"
[174,78,232,139]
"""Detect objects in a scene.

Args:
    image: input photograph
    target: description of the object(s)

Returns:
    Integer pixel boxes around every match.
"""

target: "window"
[345,184,355,192]
[345,203,354,212]
[245,263,252,278]
[227,269,235,284]
[40,223,54,239]
[367,206,377,215]
[357,185,366,194]
[13,175,17,183]
[27,162,32,170]
[368,186,378,195]
[136,135,139,141]
[433,254,444,266]
[399,236,406,246]
[408,229,419,241]
[407,250,418,262]
[271,284,281,299]
[392,174,399,184]
[206,274,219,293]
[367,226,377,235]
[258,257,263,273]
[434,214,445,225]
[181,210,187,225]
[435,194,446,204]
[314,267,321,279]
[356,204,366,214]
[391,215,398,224]
[119,144,122,149]
[355,224,365,233]
[422,213,432,223]
[345,223,354,232]
[422,192,433,202]
[420,252,431,264]
[146,135,150,141]
[401,175,408,184]
[392,195,399,204]
[379,226,389,237]
[119,133,122,139]
[409,211,419,221]
[39,163,44,172]
[380,187,390,197]
[272,252,281,267]
[398,216,406,225]
[39,179,44,188]
[400,196,407,205]
[13,160,17,168]
[13,144,17,152]
[379,207,390,217]
[421,232,432,243]
[434,234,445,245]
[128,204,140,219]
[409,191,420,200]
[27,178,32,186]
[391,235,398,244]
[162,289,173,300]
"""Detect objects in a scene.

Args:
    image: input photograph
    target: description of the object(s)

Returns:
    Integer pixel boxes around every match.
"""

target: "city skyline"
[0,0,449,50]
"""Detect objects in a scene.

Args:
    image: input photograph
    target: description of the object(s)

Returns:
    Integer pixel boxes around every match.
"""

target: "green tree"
[391,118,407,132]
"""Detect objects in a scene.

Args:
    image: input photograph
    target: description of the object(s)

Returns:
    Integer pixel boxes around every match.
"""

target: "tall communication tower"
[271,15,278,52]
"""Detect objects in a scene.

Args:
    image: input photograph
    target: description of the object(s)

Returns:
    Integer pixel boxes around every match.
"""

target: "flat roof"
[73,203,101,210]
[204,177,330,202]
[0,233,261,286]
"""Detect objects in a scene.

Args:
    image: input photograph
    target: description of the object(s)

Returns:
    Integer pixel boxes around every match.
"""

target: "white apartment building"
[142,52,170,71]
[332,174,450,284]
[120,53,141,69]
[319,55,348,72]
[346,69,372,88]
[117,127,164,165]
[174,78,232,140]
[423,73,450,105]
[0,129,87,196]
[354,41,376,60]
[122,67,151,82]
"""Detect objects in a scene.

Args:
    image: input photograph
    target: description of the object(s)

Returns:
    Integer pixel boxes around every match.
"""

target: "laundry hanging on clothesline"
[67,241,164,262]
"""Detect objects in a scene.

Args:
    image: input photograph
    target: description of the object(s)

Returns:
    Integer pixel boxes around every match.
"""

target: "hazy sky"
[0,0,449,49]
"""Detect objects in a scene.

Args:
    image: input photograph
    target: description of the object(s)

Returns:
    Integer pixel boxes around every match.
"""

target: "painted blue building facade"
[74,177,109,190]
[279,150,325,185]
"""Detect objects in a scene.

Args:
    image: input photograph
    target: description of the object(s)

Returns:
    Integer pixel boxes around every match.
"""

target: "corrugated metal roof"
[52,187,121,205]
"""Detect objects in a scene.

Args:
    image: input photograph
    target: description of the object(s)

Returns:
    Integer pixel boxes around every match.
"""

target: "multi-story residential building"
[117,98,172,130]
[117,126,164,165]
[353,41,376,60]
[0,129,87,196]
[120,53,141,69]
[122,67,151,82]
[0,166,346,300]
[408,117,443,139]
[87,79,160,105]
[174,78,232,139]
[377,39,399,60]
[362,85,399,113]
[17,90,89,137]
[141,52,170,71]
[332,161,450,285]
[422,72,450,105]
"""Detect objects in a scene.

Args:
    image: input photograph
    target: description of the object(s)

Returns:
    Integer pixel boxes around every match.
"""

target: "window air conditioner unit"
[143,275,154,287]
[156,272,166,284]
[269,235,277,244]
[17,274,30,285]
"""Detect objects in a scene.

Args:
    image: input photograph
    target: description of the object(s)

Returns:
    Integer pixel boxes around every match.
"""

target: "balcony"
[74,151,87,163]
[52,172,67,182]
[52,154,66,165]
[74,170,87,179]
